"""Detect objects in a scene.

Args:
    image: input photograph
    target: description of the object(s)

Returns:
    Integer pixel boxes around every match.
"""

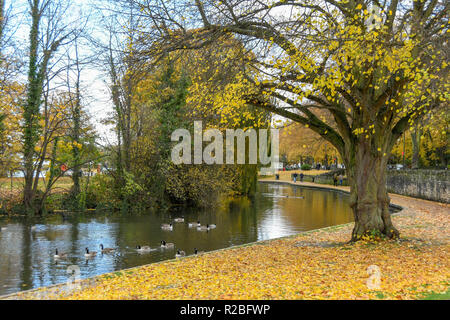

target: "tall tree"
[22,0,77,214]
[0,0,7,155]
[0,0,5,46]
[130,0,449,240]
[66,40,83,201]
[91,2,148,207]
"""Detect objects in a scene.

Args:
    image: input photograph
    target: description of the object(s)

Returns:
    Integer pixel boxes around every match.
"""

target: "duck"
[175,250,186,258]
[197,224,210,231]
[161,223,173,231]
[208,224,216,229]
[194,248,204,255]
[136,245,154,253]
[0,226,7,232]
[188,221,201,228]
[160,240,175,249]
[54,249,67,259]
[173,217,184,223]
[84,248,97,258]
[100,244,115,253]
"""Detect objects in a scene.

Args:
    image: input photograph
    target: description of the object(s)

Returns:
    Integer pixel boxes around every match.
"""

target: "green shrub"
[84,174,118,209]
[301,164,312,171]
[0,190,23,215]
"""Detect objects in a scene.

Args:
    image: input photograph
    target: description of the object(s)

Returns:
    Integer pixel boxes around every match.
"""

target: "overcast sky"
[3,0,293,147]
[4,0,116,144]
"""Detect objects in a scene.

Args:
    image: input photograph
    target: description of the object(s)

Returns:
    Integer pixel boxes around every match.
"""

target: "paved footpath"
[261,178,448,214]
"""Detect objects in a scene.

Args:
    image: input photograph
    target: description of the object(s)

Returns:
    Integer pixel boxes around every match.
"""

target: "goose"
[175,250,186,258]
[54,249,67,259]
[161,223,173,231]
[189,221,200,228]
[194,248,204,255]
[100,244,115,253]
[173,217,184,223]
[84,248,97,258]
[136,245,154,253]
[160,240,175,249]
[197,224,210,231]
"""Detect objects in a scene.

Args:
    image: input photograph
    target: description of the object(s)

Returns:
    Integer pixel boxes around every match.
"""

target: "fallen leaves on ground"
[12,193,450,300]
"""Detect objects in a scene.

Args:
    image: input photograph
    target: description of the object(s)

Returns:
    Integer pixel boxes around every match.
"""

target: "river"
[0,182,355,296]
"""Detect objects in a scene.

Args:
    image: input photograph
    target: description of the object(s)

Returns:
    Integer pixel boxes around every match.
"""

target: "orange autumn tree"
[126,37,269,205]
[391,106,449,167]
[280,123,340,165]
[132,0,449,241]
[279,109,340,165]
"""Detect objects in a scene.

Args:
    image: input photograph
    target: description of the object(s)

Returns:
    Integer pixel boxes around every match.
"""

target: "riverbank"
[262,169,450,204]
[3,181,449,300]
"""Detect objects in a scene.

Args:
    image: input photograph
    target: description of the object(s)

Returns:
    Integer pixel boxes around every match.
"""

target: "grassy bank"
[0,177,75,215]
[6,181,449,300]
[0,177,74,193]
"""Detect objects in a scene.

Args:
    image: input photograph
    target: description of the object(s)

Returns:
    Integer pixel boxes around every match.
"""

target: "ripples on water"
[0,182,354,296]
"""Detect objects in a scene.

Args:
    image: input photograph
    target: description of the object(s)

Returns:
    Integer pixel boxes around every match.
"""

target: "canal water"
[0,182,354,296]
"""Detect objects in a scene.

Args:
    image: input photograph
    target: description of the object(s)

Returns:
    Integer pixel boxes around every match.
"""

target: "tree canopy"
[126,0,449,240]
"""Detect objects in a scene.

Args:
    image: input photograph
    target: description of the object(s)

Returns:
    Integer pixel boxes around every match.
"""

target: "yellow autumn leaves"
[15,193,447,301]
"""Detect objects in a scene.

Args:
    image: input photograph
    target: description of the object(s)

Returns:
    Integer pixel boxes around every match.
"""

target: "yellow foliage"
[22,194,449,300]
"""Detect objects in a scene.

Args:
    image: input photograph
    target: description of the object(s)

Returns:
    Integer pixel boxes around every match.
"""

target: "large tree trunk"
[23,171,35,213]
[345,140,400,242]
[22,0,41,216]
[71,51,82,202]
[411,125,421,169]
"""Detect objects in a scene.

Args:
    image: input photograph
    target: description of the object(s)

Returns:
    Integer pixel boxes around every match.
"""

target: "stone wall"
[293,169,449,203]
[386,170,449,203]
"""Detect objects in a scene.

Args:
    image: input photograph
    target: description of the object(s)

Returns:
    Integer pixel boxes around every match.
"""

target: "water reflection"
[0,182,354,296]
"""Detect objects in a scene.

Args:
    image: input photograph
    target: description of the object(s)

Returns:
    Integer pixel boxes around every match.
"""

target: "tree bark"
[346,140,400,242]
[411,125,421,169]
[23,0,41,215]
[71,41,82,202]
[0,0,5,47]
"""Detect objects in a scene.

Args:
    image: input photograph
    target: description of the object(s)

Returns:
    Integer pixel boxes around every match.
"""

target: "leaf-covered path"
[6,182,450,300]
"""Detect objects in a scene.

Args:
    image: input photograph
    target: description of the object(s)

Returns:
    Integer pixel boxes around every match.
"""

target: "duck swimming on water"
[175,250,186,258]
[188,221,200,228]
[194,248,204,255]
[136,245,154,253]
[161,223,173,231]
[84,248,97,258]
[160,240,175,249]
[54,249,67,259]
[100,244,115,253]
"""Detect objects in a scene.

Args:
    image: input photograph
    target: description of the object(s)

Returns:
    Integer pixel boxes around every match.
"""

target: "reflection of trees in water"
[224,187,277,243]
[0,225,24,293]
[20,225,32,291]
[0,183,354,295]
[282,187,353,230]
